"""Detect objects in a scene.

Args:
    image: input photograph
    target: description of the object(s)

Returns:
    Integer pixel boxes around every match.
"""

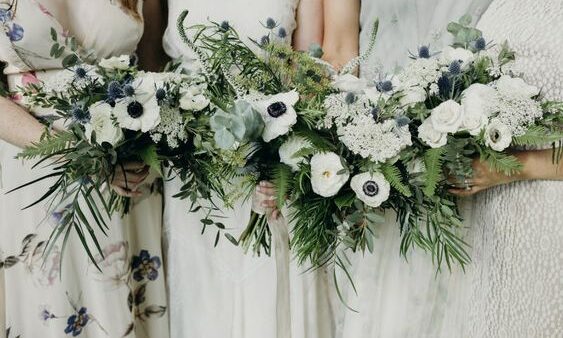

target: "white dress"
[333,1,493,337]
[452,1,563,336]
[0,1,168,337]
[162,2,334,338]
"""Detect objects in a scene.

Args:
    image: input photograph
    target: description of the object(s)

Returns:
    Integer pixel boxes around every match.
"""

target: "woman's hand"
[255,181,282,220]
[449,149,563,197]
[110,162,150,197]
[448,158,522,196]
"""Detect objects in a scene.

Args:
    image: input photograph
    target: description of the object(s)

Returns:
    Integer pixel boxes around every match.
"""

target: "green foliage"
[479,148,523,176]
[381,163,412,197]
[422,148,445,197]
[17,130,76,160]
[209,101,264,149]
[272,164,293,209]
[513,125,563,147]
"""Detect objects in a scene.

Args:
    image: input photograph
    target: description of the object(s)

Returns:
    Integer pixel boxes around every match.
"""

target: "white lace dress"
[162,1,334,338]
[452,1,563,336]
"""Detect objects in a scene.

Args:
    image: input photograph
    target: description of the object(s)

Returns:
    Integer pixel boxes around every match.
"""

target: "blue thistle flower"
[220,21,230,32]
[370,107,380,121]
[345,92,356,104]
[448,60,462,75]
[260,35,270,47]
[474,37,486,51]
[437,75,452,97]
[129,54,138,67]
[308,43,323,58]
[265,17,277,29]
[418,45,431,59]
[395,115,411,127]
[71,106,90,124]
[156,88,166,101]
[123,84,135,97]
[376,80,394,93]
[74,67,87,79]
[107,81,123,100]
[278,27,287,38]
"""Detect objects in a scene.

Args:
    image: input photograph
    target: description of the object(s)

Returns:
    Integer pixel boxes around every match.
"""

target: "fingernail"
[260,181,267,187]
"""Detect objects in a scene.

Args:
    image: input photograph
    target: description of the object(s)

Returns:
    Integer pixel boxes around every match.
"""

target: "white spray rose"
[278,136,312,171]
[496,75,540,98]
[310,152,349,197]
[84,102,123,146]
[418,118,448,148]
[99,55,130,70]
[430,100,463,133]
[332,73,368,93]
[399,86,427,107]
[440,47,475,68]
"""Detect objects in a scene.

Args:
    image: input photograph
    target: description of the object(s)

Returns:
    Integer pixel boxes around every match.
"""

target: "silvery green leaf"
[233,100,264,139]
[214,127,236,149]
[230,116,247,140]
[459,14,472,26]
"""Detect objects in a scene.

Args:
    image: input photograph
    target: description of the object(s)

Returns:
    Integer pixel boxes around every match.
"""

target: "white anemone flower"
[257,90,300,142]
[310,152,349,197]
[114,74,161,132]
[350,172,390,208]
[484,119,513,151]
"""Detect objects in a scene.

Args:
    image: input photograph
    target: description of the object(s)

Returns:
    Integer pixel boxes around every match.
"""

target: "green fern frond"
[272,164,293,208]
[513,125,563,146]
[422,148,445,197]
[381,163,412,197]
[480,149,523,176]
[17,130,76,160]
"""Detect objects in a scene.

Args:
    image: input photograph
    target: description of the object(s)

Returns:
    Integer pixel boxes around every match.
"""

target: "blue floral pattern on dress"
[131,250,161,282]
[64,307,89,336]
[0,9,24,42]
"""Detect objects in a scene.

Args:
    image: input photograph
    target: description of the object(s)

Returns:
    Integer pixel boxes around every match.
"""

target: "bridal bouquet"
[10,30,233,266]
[384,16,563,199]
[179,12,471,269]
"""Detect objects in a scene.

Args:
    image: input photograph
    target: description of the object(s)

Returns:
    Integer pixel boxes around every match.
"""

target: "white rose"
[350,172,390,208]
[430,100,463,133]
[180,92,210,111]
[399,86,427,107]
[279,136,312,171]
[310,152,349,197]
[332,73,368,93]
[496,75,540,98]
[460,83,498,118]
[84,102,123,146]
[440,47,475,68]
[257,90,299,142]
[484,120,513,151]
[461,106,488,136]
[99,55,130,70]
[418,118,448,148]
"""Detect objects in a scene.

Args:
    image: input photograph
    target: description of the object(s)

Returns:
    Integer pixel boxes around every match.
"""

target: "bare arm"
[292,0,324,51]
[137,0,169,72]
[322,0,360,71]
[450,149,563,196]
[0,95,45,149]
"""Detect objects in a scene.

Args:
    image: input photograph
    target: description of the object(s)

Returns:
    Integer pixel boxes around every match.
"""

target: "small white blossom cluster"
[150,106,189,149]
[397,58,441,91]
[338,115,412,163]
[322,92,371,129]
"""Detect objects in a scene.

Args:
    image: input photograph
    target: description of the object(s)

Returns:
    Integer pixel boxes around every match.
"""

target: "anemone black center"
[127,101,144,118]
[363,180,379,197]
[267,101,287,118]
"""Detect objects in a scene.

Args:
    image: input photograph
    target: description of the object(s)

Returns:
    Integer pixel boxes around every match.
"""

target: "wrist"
[514,151,535,180]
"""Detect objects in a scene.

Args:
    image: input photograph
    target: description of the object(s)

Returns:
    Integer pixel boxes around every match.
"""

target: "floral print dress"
[0,1,169,337]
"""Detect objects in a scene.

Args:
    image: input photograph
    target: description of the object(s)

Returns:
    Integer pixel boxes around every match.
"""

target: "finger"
[111,185,142,198]
[121,162,148,172]
[259,181,275,188]
[118,171,150,185]
[271,209,280,220]
[111,180,142,193]
[113,167,148,181]
[261,199,277,208]
[258,186,276,196]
